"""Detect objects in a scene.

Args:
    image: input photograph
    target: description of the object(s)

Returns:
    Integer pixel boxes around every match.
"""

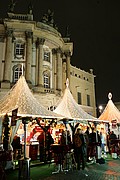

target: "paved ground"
[6,155,120,180]
[44,158,120,180]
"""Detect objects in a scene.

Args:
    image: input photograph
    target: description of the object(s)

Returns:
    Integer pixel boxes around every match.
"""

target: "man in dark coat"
[73,128,86,170]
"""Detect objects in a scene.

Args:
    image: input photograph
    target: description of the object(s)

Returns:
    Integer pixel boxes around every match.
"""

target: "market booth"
[98,93,120,156]
[51,78,101,172]
[0,75,63,179]
[98,93,120,135]
[54,78,99,138]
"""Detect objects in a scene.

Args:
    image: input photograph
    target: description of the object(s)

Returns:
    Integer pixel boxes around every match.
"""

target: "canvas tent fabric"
[98,93,120,123]
[0,75,63,119]
[53,79,98,122]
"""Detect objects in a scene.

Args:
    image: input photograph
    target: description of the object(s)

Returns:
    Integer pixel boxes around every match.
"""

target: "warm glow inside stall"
[98,93,120,138]
[53,78,100,139]
[0,75,64,168]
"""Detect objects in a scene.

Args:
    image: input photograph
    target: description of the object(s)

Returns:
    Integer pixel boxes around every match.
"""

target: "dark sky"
[0,0,120,106]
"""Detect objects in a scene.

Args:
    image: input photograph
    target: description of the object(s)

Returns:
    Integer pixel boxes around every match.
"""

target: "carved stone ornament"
[39,38,45,45]
[0,36,4,42]
[52,48,57,54]
[6,29,13,37]
[56,47,62,54]
[65,50,71,57]
[25,31,33,38]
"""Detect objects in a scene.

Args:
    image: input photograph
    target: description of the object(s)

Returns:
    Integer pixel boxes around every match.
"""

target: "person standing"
[84,126,90,162]
[73,128,86,170]
[100,131,107,156]
[37,132,44,162]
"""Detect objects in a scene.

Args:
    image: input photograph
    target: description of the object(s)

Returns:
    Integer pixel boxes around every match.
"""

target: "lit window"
[44,72,50,88]
[44,52,50,62]
[14,66,22,82]
[14,43,24,59]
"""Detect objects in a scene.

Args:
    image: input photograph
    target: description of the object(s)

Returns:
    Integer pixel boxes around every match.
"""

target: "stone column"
[25,31,33,83]
[38,38,45,86]
[65,51,71,82]
[3,29,13,84]
[56,48,62,90]
[52,49,56,90]
[35,38,39,85]
[0,37,4,81]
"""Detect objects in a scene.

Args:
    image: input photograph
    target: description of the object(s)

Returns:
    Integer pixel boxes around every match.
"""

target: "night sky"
[0,0,120,106]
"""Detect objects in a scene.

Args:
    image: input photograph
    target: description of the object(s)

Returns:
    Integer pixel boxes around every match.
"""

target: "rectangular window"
[87,94,90,106]
[44,52,50,62]
[16,44,24,55]
[77,92,82,105]
[44,74,50,88]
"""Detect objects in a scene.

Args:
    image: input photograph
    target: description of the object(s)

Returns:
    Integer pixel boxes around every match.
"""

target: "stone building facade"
[0,7,97,117]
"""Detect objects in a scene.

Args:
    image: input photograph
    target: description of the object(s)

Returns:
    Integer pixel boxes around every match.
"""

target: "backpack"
[74,134,82,147]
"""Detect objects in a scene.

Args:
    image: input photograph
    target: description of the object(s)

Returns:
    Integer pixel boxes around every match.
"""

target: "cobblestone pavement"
[44,159,120,180]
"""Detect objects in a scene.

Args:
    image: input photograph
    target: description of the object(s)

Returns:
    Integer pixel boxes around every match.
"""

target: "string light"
[0,76,63,119]
[54,79,98,122]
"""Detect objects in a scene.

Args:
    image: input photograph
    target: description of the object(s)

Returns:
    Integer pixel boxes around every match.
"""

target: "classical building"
[0,3,97,117]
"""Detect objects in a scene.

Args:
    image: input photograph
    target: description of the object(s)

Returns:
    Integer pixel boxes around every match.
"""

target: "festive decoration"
[0,75,63,119]
[54,78,98,122]
[98,92,120,123]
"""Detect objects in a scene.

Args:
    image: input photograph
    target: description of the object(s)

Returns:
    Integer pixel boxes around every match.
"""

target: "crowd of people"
[52,125,120,171]
[10,124,120,172]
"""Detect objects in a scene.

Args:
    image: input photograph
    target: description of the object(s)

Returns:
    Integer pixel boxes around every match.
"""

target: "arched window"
[44,72,50,88]
[13,65,22,82]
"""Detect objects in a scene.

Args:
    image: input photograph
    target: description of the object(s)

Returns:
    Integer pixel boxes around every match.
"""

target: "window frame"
[13,65,23,82]
[14,42,25,59]
[43,51,50,62]
[43,72,50,88]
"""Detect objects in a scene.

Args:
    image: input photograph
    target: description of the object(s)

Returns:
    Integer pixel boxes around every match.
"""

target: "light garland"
[98,98,120,123]
[0,75,63,119]
[54,80,98,122]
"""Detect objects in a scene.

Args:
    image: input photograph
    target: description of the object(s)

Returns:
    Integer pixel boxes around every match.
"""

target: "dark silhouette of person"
[12,134,21,159]
[73,128,86,170]
[37,132,45,162]
[46,131,54,161]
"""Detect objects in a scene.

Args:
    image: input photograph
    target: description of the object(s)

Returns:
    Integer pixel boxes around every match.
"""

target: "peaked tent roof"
[53,79,98,122]
[0,75,63,119]
[98,93,120,123]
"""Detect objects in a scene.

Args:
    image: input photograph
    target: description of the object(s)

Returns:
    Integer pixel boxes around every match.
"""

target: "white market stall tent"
[98,92,120,136]
[0,75,63,119]
[54,79,98,122]
[0,75,63,151]
[53,78,101,141]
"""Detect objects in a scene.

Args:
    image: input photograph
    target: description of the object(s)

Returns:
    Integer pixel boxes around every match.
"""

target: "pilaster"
[56,47,62,90]
[25,31,33,84]
[65,50,71,83]
[38,38,45,86]
[1,29,13,88]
